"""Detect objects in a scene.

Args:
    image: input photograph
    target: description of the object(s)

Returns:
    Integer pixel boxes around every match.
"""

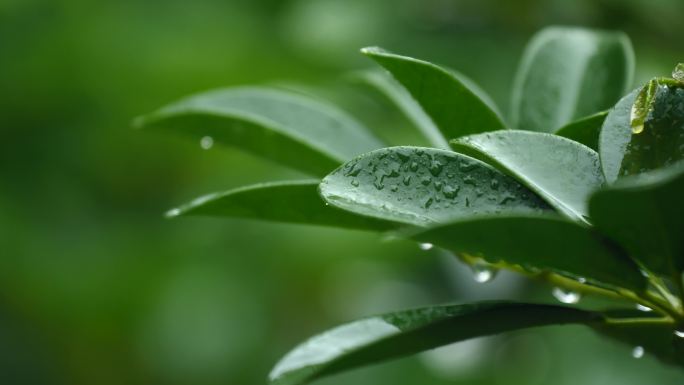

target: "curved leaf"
[270,302,600,385]
[354,70,449,149]
[410,215,647,292]
[319,147,549,226]
[511,27,634,132]
[599,86,684,183]
[555,111,608,151]
[166,180,395,231]
[361,47,506,140]
[589,162,684,276]
[451,131,604,222]
[135,87,384,177]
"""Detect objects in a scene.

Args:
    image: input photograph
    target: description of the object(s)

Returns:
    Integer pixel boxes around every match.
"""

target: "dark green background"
[1,0,683,384]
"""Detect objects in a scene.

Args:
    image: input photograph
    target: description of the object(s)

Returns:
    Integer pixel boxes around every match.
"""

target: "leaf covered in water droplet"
[451,131,605,222]
[319,147,550,226]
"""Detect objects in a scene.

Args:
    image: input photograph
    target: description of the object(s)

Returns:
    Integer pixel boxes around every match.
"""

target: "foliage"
[138,26,684,384]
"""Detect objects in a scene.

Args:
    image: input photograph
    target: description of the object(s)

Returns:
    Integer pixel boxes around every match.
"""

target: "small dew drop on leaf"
[470,261,498,283]
[419,243,433,251]
[200,136,214,150]
[632,346,645,359]
[551,287,581,304]
[351,179,360,187]
[403,176,411,186]
[635,304,652,312]
[675,330,684,338]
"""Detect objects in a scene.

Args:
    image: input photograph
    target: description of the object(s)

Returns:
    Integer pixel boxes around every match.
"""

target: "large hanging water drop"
[551,287,581,304]
[200,136,214,150]
[470,261,498,283]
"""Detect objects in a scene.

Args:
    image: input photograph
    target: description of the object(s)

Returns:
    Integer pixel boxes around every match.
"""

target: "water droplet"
[390,184,398,192]
[429,160,444,176]
[351,179,359,187]
[419,243,433,251]
[551,287,581,304]
[420,176,432,186]
[459,161,476,172]
[632,124,644,134]
[632,346,644,359]
[373,180,384,190]
[424,197,434,209]
[443,185,459,199]
[409,162,419,171]
[577,277,587,284]
[470,262,498,283]
[200,136,214,150]
[636,304,652,312]
[675,329,684,338]
[490,179,499,190]
[434,181,443,191]
[403,176,411,186]
[345,164,361,177]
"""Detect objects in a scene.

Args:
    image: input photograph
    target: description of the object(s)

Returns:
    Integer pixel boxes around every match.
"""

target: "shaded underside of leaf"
[410,214,647,292]
[135,87,383,177]
[269,302,600,385]
[319,146,549,226]
[451,130,605,222]
[589,162,684,276]
[361,47,506,141]
[167,180,395,231]
[594,318,684,368]
[353,70,449,149]
[555,110,608,151]
[600,86,684,183]
[511,26,634,133]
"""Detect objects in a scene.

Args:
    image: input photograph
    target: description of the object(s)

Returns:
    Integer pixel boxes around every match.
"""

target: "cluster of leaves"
[137,26,684,384]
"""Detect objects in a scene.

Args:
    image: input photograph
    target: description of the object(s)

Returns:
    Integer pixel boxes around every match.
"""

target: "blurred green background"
[1,0,684,384]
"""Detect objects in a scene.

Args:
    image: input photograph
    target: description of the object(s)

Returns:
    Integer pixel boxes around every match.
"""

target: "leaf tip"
[360,46,384,56]
[164,207,183,219]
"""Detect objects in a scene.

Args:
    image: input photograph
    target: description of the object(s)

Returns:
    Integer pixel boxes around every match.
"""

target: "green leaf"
[511,27,634,132]
[134,87,384,177]
[599,87,684,183]
[555,111,608,151]
[361,47,506,140]
[269,302,600,385]
[410,215,647,292]
[319,147,549,226]
[166,180,395,231]
[451,131,604,223]
[594,315,684,368]
[589,162,684,277]
[353,70,449,149]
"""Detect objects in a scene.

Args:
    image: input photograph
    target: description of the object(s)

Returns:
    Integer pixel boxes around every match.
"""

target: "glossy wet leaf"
[451,131,604,222]
[410,215,647,292]
[135,87,383,177]
[589,162,684,276]
[555,111,608,151]
[511,27,633,132]
[354,70,449,148]
[269,302,600,385]
[599,87,684,183]
[166,180,394,231]
[361,47,506,140]
[319,147,549,226]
